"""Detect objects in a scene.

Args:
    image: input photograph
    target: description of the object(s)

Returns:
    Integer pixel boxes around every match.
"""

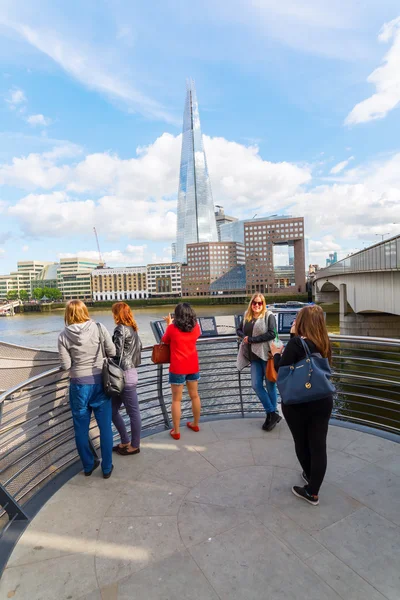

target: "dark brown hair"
[295,305,332,364]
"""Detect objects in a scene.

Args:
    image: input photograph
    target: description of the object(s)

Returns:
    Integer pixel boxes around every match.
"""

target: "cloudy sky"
[0,0,399,272]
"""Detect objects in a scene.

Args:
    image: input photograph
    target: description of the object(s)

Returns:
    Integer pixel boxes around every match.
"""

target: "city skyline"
[0,2,399,273]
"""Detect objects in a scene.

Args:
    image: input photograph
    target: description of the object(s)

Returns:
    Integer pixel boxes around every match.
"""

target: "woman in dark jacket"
[111,302,142,455]
[270,305,333,506]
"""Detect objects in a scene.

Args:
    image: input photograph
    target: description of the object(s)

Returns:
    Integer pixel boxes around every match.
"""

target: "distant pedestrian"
[237,293,281,431]
[271,305,333,506]
[111,302,143,456]
[58,300,115,479]
[162,303,201,440]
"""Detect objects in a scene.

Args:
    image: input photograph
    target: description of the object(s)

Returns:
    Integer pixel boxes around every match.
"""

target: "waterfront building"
[182,242,245,296]
[91,266,148,301]
[57,258,99,301]
[31,263,59,291]
[215,206,238,241]
[326,251,338,267]
[0,261,55,300]
[220,219,245,244]
[147,263,182,297]
[245,217,306,294]
[175,80,218,264]
[209,264,246,295]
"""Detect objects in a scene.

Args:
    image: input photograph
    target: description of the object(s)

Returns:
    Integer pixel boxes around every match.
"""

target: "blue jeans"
[251,359,278,414]
[69,383,113,475]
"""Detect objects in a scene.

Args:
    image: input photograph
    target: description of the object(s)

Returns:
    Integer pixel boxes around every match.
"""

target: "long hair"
[295,305,332,364]
[64,300,90,325]
[173,302,197,332]
[112,302,138,331]
[244,293,267,322]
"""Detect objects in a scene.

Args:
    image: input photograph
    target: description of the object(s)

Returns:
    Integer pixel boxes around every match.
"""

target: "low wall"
[340,313,400,338]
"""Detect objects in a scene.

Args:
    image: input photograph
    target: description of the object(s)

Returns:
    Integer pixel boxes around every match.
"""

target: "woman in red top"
[162,302,201,440]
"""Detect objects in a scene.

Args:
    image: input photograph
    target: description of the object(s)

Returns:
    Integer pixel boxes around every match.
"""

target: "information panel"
[198,317,218,337]
[278,311,297,334]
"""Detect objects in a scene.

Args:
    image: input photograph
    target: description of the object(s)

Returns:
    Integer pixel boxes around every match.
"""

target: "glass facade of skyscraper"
[175,80,218,263]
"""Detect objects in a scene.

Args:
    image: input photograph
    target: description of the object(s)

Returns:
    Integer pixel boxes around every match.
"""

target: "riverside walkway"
[1,417,400,600]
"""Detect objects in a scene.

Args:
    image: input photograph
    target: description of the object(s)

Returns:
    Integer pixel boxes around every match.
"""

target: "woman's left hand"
[163,314,173,326]
[270,342,284,356]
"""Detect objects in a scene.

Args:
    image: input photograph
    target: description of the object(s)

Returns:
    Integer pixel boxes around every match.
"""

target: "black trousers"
[282,395,333,496]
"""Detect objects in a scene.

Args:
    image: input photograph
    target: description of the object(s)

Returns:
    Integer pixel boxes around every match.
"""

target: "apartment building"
[147,263,181,297]
[182,242,245,296]
[91,266,148,301]
[0,261,55,300]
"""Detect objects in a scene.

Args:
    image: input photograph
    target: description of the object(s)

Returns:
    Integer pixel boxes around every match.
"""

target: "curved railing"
[0,334,399,566]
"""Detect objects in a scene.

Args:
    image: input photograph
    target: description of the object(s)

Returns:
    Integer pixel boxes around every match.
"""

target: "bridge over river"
[314,234,400,337]
[0,335,399,599]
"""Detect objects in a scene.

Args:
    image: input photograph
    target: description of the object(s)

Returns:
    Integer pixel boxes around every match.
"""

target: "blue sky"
[0,0,400,272]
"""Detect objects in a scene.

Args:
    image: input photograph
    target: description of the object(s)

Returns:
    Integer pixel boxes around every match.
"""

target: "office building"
[326,252,338,267]
[215,206,238,241]
[182,242,245,296]
[92,266,148,301]
[245,217,305,294]
[31,263,59,291]
[57,258,99,300]
[220,219,245,244]
[209,265,246,295]
[175,79,218,263]
[0,261,55,300]
[147,263,182,297]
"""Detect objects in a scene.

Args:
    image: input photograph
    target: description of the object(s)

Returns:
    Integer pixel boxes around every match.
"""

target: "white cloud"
[330,156,354,174]
[0,248,5,257]
[6,87,26,109]
[21,245,29,252]
[58,245,147,266]
[27,114,52,127]
[345,16,400,125]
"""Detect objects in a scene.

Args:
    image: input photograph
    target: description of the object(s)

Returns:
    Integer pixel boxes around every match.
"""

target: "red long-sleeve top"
[162,323,201,374]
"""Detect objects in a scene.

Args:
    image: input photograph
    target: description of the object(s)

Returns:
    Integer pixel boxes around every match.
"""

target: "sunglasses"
[252,301,263,307]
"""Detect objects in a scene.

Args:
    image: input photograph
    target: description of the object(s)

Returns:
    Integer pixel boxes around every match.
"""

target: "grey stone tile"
[210,417,279,440]
[78,591,102,600]
[344,433,400,463]
[105,474,188,517]
[117,551,219,600]
[186,465,273,509]
[189,521,342,600]
[0,554,98,600]
[178,500,254,547]
[324,449,370,483]
[306,548,388,600]
[326,426,362,451]
[314,507,400,600]
[251,437,299,469]
[195,439,254,471]
[95,515,184,588]
[335,463,400,525]
[269,467,361,532]
[375,452,400,476]
[253,503,324,560]
[149,445,218,487]
[7,482,117,567]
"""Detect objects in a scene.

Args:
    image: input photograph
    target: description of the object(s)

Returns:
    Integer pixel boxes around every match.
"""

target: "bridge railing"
[0,334,399,555]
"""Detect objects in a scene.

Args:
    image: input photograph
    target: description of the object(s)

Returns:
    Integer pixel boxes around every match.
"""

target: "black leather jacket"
[113,325,142,370]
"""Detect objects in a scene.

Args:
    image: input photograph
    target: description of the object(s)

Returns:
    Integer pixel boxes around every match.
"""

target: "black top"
[113,325,142,370]
[273,336,318,372]
[237,313,276,362]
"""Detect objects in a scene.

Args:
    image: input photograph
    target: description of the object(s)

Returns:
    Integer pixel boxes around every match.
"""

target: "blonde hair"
[64,300,90,325]
[244,293,267,322]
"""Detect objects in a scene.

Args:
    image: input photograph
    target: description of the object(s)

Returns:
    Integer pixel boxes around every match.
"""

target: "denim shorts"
[169,372,200,385]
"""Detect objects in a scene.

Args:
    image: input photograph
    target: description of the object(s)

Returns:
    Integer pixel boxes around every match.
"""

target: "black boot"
[262,413,272,431]
[265,412,282,432]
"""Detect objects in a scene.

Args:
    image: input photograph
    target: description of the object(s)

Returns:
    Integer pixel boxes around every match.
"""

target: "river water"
[0,305,340,351]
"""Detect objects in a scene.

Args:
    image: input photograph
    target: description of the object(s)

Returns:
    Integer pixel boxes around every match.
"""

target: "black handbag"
[97,323,126,398]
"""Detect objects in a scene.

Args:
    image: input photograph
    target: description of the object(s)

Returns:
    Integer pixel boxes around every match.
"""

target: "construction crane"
[93,227,105,267]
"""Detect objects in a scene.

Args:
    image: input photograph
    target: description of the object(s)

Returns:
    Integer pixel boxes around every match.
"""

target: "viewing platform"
[1,418,400,600]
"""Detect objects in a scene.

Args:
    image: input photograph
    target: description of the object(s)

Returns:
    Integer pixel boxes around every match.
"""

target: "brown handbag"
[266,354,278,383]
[151,343,170,364]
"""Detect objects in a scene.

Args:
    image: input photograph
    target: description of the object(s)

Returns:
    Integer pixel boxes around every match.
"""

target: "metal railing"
[0,334,399,550]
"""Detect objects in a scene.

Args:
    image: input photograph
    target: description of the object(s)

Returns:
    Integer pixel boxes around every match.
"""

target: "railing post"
[237,341,245,417]
[0,484,29,523]
[157,365,171,429]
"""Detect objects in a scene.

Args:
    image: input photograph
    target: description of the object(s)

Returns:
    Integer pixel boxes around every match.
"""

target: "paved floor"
[1,418,400,600]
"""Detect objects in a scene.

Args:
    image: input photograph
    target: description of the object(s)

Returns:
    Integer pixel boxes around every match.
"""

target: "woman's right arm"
[58,335,72,371]
[162,324,172,344]
[236,318,245,338]
[273,337,303,371]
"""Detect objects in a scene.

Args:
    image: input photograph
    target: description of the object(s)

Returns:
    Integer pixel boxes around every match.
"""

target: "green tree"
[19,289,29,301]
[50,288,62,301]
[32,287,44,301]
[6,290,19,301]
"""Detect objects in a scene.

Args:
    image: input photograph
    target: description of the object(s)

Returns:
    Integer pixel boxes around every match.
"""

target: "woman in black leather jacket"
[111,302,142,455]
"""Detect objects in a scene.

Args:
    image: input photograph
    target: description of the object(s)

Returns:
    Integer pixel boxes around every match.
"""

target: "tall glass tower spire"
[175,79,218,263]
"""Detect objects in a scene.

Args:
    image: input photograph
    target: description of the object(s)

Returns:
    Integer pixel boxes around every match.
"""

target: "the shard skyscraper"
[175,79,218,264]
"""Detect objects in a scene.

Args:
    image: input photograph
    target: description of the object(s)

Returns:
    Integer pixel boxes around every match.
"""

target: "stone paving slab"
[1,418,399,600]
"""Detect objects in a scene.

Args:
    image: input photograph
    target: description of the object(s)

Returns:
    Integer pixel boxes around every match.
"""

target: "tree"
[6,290,19,301]
[19,289,29,301]
[50,288,62,301]
[32,288,44,301]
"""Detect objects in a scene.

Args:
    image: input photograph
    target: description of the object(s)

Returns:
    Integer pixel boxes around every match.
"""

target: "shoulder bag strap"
[97,323,106,359]
[299,336,311,358]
